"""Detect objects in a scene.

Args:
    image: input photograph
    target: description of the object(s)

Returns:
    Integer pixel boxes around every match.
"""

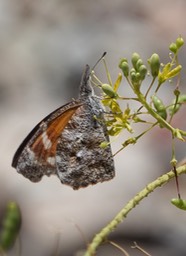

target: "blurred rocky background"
[1,0,186,255]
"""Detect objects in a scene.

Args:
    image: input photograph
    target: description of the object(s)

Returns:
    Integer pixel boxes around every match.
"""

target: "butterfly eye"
[171,198,186,210]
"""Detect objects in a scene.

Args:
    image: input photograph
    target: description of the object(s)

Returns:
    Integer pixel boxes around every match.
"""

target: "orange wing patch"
[31,105,80,164]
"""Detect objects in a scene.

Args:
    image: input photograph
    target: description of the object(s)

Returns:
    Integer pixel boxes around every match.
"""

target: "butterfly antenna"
[90,52,107,74]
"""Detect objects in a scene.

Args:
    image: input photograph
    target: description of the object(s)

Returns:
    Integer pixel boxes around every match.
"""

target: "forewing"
[12,101,81,182]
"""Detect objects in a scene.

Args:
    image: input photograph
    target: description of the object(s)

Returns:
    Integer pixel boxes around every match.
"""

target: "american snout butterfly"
[12,65,115,189]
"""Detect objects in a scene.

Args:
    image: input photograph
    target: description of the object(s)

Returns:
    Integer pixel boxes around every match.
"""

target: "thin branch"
[84,164,186,256]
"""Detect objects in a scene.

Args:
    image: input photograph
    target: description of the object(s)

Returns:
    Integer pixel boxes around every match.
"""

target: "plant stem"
[135,89,177,134]
[84,164,186,256]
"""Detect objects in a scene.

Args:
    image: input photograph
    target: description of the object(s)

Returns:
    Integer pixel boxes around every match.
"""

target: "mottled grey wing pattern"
[56,97,115,189]
[12,65,115,189]
[12,101,81,182]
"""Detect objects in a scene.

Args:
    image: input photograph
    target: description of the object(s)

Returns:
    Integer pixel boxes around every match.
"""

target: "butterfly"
[12,64,115,189]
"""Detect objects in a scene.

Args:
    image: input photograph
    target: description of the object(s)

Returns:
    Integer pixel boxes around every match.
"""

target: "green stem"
[113,123,157,157]
[84,165,186,256]
[180,129,186,136]
[135,89,177,134]
[144,77,156,98]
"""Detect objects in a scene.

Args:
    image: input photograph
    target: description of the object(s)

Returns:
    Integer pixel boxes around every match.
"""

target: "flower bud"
[157,109,167,121]
[176,36,184,49]
[139,65,147,80]
[131,53,140,69]
[102,84,117,98]
[130,70,137,82]
[136,59,143,70]
[119,60,129,77]
[152,95,164,111]
[130,71,141,87]
[169,43,177,53]
[118,58,128,68]
[135,72,141,81]
[149,53,160,77]
[152,95,167,121]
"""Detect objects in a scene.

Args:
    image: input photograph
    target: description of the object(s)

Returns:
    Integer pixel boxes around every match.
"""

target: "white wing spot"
[76,150,84,158]
[42,132,52,149]
[27,147,36,161]
[47,157,56,166]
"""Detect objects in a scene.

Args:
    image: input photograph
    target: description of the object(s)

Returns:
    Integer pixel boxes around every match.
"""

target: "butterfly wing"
[56,97,115,189]
[12,101,81,182]
[12,64,115,189]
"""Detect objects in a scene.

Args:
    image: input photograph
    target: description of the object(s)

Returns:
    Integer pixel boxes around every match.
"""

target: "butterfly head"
[79,65,94,98]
